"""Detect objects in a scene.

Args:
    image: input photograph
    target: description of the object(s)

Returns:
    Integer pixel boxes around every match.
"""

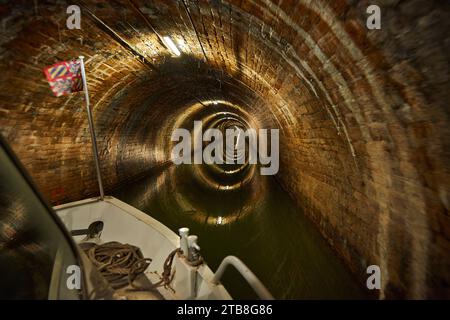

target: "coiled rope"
[83,242,185,291]
[84,241,152,290]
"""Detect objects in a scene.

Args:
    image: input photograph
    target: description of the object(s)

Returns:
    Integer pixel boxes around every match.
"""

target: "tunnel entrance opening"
[170,120,279,175]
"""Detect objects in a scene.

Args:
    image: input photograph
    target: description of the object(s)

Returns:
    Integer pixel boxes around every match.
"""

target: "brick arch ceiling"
[0,0,449,298]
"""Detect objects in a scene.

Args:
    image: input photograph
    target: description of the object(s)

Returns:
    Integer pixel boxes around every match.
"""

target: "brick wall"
[0,0,448,298]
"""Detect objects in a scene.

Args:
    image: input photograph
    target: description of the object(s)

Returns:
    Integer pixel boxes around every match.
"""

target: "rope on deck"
[83,241,181,291]
[84,241,151,290]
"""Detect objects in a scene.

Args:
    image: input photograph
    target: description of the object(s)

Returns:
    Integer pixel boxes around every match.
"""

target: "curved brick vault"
[0,0,449,298]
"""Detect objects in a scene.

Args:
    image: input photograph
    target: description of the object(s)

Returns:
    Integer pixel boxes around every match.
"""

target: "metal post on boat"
[179,227,190,256]
[79,56,105,201]
[187,235,201,261]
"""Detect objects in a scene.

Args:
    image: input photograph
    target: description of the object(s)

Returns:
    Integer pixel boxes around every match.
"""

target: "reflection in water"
[113,164,368,299]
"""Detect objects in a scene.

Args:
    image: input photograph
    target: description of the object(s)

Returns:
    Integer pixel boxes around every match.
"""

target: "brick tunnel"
[0,0,449,299]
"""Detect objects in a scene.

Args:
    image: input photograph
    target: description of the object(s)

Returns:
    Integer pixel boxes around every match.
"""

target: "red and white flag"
[43,59,83,97]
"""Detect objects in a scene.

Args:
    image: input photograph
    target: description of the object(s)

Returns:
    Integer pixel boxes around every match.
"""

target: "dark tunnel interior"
[0,0,449,299]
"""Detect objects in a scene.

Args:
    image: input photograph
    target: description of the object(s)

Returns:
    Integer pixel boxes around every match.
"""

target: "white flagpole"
[78,56,104,200]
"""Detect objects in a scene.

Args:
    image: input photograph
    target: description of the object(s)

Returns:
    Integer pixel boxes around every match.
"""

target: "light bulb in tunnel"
[177,38,186,49]
[217,216,223,225]
[213,101,218,105]
[163,36,181,56]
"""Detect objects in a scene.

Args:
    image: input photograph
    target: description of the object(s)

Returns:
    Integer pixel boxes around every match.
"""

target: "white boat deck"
[54,196,232,300]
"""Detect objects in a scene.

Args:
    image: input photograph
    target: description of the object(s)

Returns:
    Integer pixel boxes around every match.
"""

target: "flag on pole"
[43,59,83,97]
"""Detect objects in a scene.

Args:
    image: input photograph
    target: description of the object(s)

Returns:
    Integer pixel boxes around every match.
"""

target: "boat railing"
[211,255,274,300]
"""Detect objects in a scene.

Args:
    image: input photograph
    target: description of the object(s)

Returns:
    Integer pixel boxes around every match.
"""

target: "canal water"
[113,164,367,299]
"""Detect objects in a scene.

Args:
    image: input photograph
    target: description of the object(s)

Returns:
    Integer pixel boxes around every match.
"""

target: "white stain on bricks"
[228,4,356,168]
[247,0,358,159]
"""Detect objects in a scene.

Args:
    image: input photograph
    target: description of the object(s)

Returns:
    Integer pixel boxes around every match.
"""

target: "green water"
[113,164,368,299]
